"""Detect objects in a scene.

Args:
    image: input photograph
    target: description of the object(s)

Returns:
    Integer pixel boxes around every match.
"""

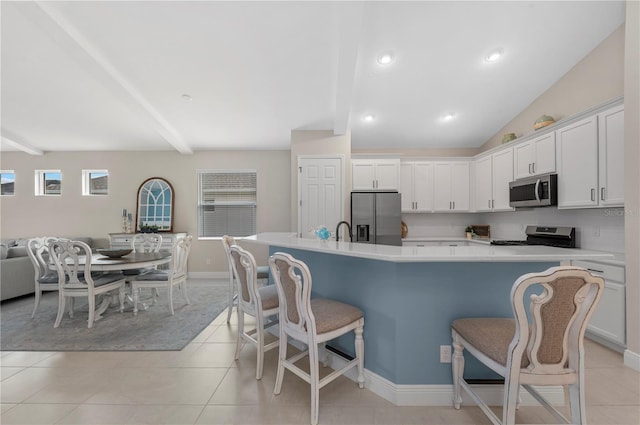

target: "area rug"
[0,279,229,351]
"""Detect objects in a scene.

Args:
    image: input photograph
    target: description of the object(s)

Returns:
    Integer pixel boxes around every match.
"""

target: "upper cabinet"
[352,159,400,190]
[556,103,624,209]
[433,162,470,212]
[473,148,513,212]
[400,162,434,212]
[513,132,556,179]
[598,104,625,207]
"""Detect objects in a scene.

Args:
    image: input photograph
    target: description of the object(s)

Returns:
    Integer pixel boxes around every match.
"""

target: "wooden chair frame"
[27,236,59,318]
[228,244,279,380]
[269,252,364,425]
[451,266,605,425]
[130,235,192,316]
[222,235,269,324]
[49,239,126,329]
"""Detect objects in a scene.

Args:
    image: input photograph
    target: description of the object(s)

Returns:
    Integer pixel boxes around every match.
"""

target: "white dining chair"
[221,235,270,323]
[49,239,126,328]
[228,244,279,380]
[27,236,59,318]
[129,235,193,315]
[269,251,365,425]
[451,266,605,425]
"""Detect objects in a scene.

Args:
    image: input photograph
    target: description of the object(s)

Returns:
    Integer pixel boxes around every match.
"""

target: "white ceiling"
[0,1,625,154]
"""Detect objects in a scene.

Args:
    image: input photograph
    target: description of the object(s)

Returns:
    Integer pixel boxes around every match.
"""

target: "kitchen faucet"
[335,221,352,242]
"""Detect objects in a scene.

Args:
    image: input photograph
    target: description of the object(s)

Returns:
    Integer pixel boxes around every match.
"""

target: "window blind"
[198,171,257,237]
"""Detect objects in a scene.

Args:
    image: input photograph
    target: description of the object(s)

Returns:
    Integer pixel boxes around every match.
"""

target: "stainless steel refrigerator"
[351,191,402,246]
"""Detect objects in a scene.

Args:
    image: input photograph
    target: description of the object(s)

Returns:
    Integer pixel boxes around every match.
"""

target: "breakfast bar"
[246,233,614,389]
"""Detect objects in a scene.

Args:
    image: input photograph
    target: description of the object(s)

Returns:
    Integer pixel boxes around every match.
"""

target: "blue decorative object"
[314,226,331,240]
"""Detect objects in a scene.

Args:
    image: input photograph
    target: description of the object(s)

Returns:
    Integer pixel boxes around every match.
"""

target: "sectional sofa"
[0,237,95,302]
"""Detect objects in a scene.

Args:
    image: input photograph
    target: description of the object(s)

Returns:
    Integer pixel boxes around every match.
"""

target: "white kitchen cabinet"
[473,148,513,212]
[352,159,399,190]
[598,104,625,207]
[400,162,433,212]
[433,162,470,212]
[513,132,556,179]
[556,115,599,208]
[109,232,187,252]
[473,155,492,212]
[573,260,626,349]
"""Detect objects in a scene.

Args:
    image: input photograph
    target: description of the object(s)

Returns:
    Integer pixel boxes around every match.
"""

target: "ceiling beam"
[333,2,365,136]
[1,129,44,156]
[33,1,193,154]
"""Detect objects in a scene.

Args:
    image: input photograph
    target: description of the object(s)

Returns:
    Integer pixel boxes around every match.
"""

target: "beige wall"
[480,25,625,152]
[624,0,639,364]
[0,150,291,273]
[289,130,352,233]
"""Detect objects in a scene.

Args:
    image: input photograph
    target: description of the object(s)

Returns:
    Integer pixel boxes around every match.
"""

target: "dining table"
[89,251,172,271]
[52,251,172,321]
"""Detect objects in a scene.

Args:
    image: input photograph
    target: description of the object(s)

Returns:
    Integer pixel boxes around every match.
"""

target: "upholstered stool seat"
[257,284,279,310]
[310,299,363,334]
[452,318,529,368]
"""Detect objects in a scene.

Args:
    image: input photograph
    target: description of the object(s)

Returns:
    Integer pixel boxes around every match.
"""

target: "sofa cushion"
[7,246,28,258]
[1,239,17,247]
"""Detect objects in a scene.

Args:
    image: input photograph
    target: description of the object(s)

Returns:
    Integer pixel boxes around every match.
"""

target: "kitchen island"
[245,232,614,404]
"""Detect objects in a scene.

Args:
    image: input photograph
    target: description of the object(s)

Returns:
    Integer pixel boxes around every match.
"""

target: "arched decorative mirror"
[136,177,174,232]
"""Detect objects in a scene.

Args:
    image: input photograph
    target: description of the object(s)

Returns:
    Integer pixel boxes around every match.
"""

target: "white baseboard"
[624,349,640,372]
[325,350,564,407]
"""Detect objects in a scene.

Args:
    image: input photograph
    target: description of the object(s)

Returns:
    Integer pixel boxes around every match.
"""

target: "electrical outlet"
[440,345,452,363]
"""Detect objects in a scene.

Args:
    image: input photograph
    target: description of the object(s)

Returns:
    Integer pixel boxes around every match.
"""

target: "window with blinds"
[197,170,257,237]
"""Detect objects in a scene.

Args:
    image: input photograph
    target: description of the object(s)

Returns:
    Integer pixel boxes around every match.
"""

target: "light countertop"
[246,232,615,263]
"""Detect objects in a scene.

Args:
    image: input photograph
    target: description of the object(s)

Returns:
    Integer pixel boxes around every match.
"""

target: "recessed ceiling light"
[377,52,394,65]
[484,48,504,63]
[181,94,192,101]
[441,113,456,122]
[363,114,376,123]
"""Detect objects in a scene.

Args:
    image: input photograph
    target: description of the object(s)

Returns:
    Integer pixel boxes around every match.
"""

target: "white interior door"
[298,156,343,238]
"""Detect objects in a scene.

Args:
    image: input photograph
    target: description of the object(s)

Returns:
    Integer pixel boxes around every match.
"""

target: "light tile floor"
[1,279,639,424]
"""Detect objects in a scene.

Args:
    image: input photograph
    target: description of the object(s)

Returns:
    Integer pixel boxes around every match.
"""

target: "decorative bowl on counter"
[314,226,331,240]
[97,248,133,258]
[401,221,408,239]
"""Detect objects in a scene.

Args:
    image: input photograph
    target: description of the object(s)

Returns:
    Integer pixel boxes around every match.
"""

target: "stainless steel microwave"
[509,173,558,208]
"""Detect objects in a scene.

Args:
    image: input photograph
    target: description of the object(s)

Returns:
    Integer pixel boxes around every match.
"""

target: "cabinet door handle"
[488,200,491,208]
[452,201,455,210]
[532,163,536,174]
[591,188,596,201]
[528,163,532,174]
[601,187,606,201]
[587,268,604,274]
[492,199,495,209]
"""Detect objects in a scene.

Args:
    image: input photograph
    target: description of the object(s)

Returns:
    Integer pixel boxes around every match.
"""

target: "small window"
[197,170,257,238]
[82,170,108,196]
[1,171,15,196]
[35,170,62,196]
